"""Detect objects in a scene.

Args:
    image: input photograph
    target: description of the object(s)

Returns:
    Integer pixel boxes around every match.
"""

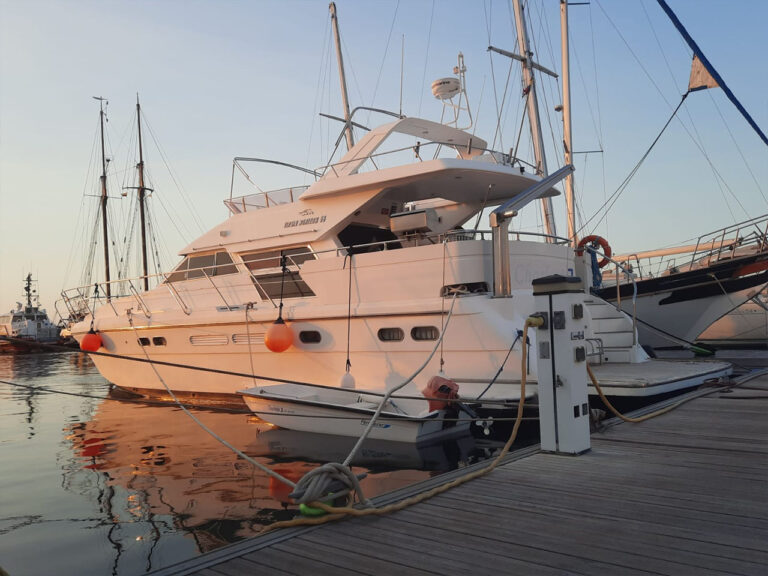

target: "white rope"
[125,311,297,489]
[342,290,461,467]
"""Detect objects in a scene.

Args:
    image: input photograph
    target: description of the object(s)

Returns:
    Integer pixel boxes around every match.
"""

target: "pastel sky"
[1,0,766,316]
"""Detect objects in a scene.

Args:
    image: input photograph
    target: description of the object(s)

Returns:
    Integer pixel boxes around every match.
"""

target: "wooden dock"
[152,374,768,576]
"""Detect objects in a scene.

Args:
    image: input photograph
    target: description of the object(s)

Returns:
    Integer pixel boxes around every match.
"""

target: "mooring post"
[532,274,591,455]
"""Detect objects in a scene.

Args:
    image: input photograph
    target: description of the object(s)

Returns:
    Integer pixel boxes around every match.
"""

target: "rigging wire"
[589,0,748,228]
[416,0,436,118]
[367,0,400,124]
[639,0,746,222]
[306,13,333,178]
[141,110,206,238]
[707,89,768,207]
[579,93,691,234]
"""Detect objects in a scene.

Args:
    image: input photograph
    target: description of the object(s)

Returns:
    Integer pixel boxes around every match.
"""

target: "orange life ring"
[576,235,612,268]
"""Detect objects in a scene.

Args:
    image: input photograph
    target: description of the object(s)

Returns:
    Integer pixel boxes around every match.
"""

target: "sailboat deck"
[150,368,768,576]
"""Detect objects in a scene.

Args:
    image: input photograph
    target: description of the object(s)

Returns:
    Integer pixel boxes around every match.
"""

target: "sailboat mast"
[329,2,355,151]
[560,0,577,245]
[136,95,150,291]
[96,97,112,300]
[512,0,557,239]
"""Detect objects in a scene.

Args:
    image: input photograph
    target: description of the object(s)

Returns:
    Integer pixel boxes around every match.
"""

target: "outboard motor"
[423,375,460,412]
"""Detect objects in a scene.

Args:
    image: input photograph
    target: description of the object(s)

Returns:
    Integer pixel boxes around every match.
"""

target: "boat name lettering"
[284,215,327,228]
[360,419,391,429]
[267,404,294,414]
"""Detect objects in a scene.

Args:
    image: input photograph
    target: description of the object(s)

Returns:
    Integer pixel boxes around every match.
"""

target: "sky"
[1,0,766,316]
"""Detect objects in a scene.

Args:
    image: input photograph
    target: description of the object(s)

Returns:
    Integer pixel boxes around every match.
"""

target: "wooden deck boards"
[152,377,768,576]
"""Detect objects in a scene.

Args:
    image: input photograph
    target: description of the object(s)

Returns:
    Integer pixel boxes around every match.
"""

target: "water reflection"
[63,389,496,566]
[0,353,504,575]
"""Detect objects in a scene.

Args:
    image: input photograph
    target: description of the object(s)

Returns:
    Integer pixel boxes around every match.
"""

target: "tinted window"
[377,328,404,342]
[411,326,439,341]
[299,330,322,343]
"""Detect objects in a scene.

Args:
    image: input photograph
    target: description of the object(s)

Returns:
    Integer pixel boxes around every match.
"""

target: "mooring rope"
[261,315,544,532]
[340,290,462,469]
[124,310,298,489]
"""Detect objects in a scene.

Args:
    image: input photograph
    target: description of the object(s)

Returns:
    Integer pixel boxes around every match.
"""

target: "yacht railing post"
[163,276,192,315]
[201,270,234,311]
[128,281,152,318]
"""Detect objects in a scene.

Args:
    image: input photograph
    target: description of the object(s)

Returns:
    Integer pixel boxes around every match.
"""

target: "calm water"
[0,352,502,575]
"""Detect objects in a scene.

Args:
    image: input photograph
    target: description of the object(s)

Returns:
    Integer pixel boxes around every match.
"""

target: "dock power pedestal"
[532,274,590,455]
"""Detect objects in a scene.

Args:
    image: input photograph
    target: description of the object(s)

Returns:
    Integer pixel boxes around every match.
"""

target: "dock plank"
[149,373,768,576]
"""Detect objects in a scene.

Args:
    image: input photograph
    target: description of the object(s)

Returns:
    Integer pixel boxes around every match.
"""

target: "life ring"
[576,235,612,268]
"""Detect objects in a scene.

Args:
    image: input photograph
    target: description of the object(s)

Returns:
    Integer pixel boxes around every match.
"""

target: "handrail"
[128,280,152,319]
[201,270,234,311]
[586,247,639,346]
[62,226,571,320]
[163,277,191,315]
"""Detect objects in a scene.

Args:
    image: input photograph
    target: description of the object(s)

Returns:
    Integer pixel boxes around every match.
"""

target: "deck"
[151,372,768,576]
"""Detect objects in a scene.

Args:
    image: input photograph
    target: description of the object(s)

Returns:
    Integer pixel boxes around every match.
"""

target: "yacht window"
[165,250,238,282]
[152,337,167,346]
[377,328,404,342]
[214,252,238,275]
[138,337,151,346]
[251,271,315,299]
[166,259,189,283]
[299,330,322,344]
[338,224,400,254]
[241,247,315,271]
[440,282,489,297]
[411,326,440,341]
[187,254,215,279]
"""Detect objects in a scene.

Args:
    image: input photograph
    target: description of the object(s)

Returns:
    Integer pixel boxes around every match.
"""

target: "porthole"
[152,337,167,346]
[411,326,439,341]
[377,327,404,342]
[299,330,322,344]
[138,337,150,346]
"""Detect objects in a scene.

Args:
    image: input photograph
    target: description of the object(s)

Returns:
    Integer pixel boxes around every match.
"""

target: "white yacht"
[62,2,733,421]
[62,114,729,410]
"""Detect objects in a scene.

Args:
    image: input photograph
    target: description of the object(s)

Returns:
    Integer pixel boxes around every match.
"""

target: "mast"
[95,97,112,300]
[24,274,32,308]
[136,95,150,291]
[512,0,557,239]
[560,0,577,245]
[329,2,355,151]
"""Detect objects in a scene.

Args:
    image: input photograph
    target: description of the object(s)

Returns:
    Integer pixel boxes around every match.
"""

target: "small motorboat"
[239,380,473,444]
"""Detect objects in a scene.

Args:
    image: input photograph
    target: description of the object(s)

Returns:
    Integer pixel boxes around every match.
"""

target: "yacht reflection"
[66,391,490,559]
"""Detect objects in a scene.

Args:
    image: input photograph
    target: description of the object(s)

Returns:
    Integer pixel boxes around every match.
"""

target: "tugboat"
[0,274,61,352]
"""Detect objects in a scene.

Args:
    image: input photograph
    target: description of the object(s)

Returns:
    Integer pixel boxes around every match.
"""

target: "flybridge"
[225,186,308,215]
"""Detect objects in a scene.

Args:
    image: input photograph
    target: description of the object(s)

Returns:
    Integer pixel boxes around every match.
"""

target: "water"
[0,352,502,575]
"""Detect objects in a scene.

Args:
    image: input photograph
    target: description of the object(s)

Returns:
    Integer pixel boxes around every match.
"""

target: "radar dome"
[431,77,461,100]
